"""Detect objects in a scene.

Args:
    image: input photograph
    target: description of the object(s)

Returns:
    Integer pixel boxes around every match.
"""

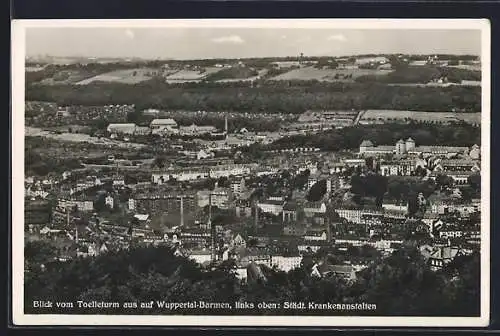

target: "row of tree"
[355,65,481,84]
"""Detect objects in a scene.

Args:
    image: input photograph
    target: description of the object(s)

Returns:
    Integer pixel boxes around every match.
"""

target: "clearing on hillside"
[76,68,160,85]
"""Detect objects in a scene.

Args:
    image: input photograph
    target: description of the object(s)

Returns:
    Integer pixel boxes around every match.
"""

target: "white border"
[11,19,491,327]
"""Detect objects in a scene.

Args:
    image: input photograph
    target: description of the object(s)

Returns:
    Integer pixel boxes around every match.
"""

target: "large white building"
[179,124,217,136]
[150,118,178,135]
[151,164,257,183]
[257,198,286,216]
[360,138,472,158]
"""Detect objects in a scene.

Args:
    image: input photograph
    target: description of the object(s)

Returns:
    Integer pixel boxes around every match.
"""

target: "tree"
[435,174,454,191]
[414,165,427,177]
[153,156,166,169]
[93,195,108,213]
[407,193,420,217]
[293,169,310,190]
[217,176,230,188]
[307,180,327,202]
[365,157,375,171]
[131,216,140,227]
[25,241,57,266]
[467,173,481,191]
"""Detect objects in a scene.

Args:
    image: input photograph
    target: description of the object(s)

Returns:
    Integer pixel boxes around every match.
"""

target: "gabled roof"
[360,140,374,147]
[319,263,354,275]
[134,214,149,221]
[150,118,177,126]
[283,201,299,211]
[305,230,326,237]
[430,246,460,260]
[304,202,326,209]
[259,199,285,206]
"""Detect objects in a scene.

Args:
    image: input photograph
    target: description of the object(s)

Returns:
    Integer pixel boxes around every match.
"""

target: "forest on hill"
[26,81,480,114]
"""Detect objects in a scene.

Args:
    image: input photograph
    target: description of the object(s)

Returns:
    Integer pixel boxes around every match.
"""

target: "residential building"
[150,118,178,132]
[304,229,328,241]
[283,225,307,236]
[359,138,469,157]
[380,160,416,176]
[428,245,462,271]
[132,193,196,217]
[179,124,217,136]
[270,255,302,272]
[235,200,252,218]
[105,195,114,209]
[230,177,246,198]
[303,202,327,217]
[282,201,299,223]
[189,249,212,265]
[257,198,285,216]
[58,197,94,212]
[197,188,233,210]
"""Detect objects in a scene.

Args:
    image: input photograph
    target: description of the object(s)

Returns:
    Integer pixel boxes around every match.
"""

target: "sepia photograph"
[11,19,490,327]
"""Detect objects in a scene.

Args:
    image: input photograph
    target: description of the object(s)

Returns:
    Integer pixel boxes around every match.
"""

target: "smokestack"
[254,201,259,233]
[180,196,184,227]
[75,221,78,244]
[224,114,228,134]
[66,207,70,228]
[208,193,212,230]
[209,193,217,262]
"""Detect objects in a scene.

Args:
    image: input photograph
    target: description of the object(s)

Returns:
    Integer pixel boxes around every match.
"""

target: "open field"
[39,70,97,85]
[76,68,158,85]
[268,66,393,81]
[26,66,47,72]
[359,110,481,125]
[165,67,223,82]
[215,69,269,83]
[25,127,146,149]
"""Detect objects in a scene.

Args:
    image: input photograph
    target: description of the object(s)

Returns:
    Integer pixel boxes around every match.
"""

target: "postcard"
[11,18,490,327]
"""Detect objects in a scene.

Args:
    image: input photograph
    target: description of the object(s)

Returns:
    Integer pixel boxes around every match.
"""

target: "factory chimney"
[180,196,184,227]
[254,200,259,233]
[209,193,217,262]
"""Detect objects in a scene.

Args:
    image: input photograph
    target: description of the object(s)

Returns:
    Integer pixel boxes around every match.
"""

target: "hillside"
[25,242,479,316]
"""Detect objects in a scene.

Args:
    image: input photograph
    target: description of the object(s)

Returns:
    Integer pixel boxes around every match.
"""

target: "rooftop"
[360,140,374,147]
[150,118,177,126]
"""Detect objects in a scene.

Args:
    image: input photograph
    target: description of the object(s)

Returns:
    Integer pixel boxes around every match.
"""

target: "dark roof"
[283,201,299,211]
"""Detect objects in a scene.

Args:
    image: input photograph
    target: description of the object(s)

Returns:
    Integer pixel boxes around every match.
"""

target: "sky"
[26,27,482,60]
